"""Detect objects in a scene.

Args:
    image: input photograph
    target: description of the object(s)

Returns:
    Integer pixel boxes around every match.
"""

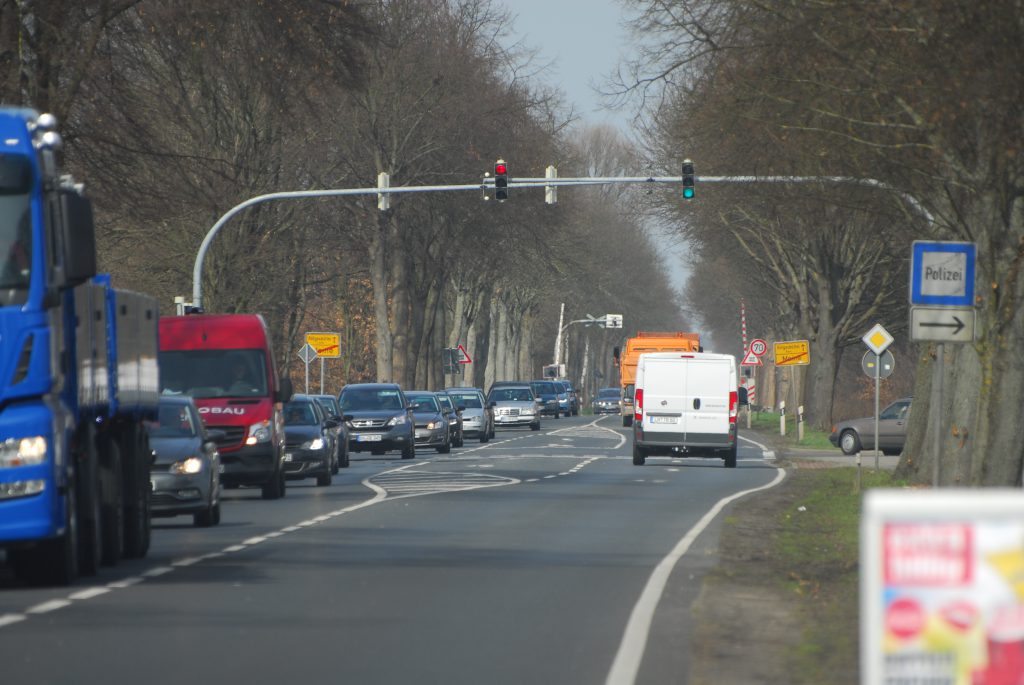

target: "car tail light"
[729,390,738,424]
[634,388,644,422]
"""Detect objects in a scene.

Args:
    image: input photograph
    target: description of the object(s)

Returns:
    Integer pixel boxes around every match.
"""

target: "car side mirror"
[206,429,227,443]
[276,376,294,403]
[323,417,340,429]
[342,414,354,422]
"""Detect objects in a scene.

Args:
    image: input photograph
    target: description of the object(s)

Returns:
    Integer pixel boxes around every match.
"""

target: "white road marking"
[26,599,72,614]
[0,614,26,627]
[172,557,203,567]
[739,434,775,460]
[107,577,143,589]
[604,467,787,685]
[68,587,111,601]
[243,536,267,545]
[141,566,173,578]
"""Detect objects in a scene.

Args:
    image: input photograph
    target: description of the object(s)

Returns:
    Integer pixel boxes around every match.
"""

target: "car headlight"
[0,436,47,468]
[245,420,272,445]
[386,414,408,427]
[302,438,325,451]
[170,457,203,475]
[426,421,441,430]
[520,409,535,416]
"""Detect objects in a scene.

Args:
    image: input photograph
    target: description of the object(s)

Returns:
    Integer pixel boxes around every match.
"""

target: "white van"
[632,352,739,467]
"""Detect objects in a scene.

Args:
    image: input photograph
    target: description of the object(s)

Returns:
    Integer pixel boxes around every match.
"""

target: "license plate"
[357,434,383,442]
[650,416,677,424]
[282,453,293,462]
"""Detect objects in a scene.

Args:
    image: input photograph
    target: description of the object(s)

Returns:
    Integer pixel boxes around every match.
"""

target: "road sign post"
[297,343,317,394]
[862,324,894,472]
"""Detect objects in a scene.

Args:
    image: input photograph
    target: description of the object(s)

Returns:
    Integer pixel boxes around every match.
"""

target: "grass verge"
[747,410,834,449]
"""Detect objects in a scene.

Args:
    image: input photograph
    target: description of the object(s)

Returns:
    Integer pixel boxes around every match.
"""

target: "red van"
[158,314,292,499]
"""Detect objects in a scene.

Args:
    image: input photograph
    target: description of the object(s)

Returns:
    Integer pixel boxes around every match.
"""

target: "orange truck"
[613,331,701,426]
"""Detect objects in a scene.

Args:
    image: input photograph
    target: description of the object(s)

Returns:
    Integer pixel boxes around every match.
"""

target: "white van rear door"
[641,358,687,432]
[682,358,731,439]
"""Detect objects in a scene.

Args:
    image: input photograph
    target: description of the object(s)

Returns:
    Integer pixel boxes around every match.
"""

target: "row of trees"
[1,0,684,402]
[622,0,1024,484]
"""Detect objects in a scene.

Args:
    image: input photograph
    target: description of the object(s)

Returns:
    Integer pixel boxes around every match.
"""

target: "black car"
[283,395,337,486]
[592,387,621,414]
[147,396,223,527]
[436,392,464,447]
[529,380,561,418]
[312,393,349,470]
[339,383,415,459]
[406,391,451,453]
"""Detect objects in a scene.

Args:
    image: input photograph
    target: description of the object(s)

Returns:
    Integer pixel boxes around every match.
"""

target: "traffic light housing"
[494,159,508,201]
[682,159,694,199]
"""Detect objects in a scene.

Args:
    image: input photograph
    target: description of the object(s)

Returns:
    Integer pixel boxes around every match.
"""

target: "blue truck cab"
[0,109,159,585]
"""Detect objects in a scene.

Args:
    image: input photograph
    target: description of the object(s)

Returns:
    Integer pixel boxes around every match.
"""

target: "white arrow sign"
[910,307,976,343]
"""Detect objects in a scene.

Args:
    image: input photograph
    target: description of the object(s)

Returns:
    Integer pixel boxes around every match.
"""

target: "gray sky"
[500,0,635,131]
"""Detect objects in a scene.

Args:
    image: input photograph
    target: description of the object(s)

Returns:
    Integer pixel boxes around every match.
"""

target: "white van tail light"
[729,390,738,424]
[634,388,644,422]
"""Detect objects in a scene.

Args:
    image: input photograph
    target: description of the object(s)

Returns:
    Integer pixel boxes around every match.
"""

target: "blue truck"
[0,108,159,585]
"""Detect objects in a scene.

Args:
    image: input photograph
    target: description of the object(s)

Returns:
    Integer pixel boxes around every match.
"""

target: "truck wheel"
[122,427,151,559]
[99,439,124,566]
[77,433,102,577]
[724,443,738,468]
[623,415,633,428]
[261,469,285,500]
[632,443,647,466]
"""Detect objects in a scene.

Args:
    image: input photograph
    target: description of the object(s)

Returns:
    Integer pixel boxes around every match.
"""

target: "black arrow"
[920,316,965,335]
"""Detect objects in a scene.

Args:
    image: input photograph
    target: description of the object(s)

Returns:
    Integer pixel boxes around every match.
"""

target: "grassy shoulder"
[747,409,834,450]
[690,466,906,685]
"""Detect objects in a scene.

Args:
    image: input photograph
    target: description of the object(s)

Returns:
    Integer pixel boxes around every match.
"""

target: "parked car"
[446,387,494,443]
[529,380,561,418]
[406,391,451,453]
[436,392,464,447]
[147,396,223,527]
[312,393,349,469]
[592,387,621,415]
[339,383,415,459]
[488,384,541,431]
[553,380,572,416]
[283,395,337,486]
[829,398,912,455]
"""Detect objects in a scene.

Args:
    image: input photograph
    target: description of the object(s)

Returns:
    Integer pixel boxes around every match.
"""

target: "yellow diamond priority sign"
[305,332,341,359]
[862,323,894,356]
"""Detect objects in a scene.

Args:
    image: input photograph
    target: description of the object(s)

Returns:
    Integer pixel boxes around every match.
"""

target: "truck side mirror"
[61,189,97,285]
[612,346,620,363]
[738,387,749,406]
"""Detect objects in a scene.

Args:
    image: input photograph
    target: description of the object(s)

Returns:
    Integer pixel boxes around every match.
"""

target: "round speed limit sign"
[750,339,768,356]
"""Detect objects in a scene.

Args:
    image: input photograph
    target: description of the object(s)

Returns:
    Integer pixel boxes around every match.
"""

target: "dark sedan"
[283,395,337,486]
[829,397,912,455]
[339,383,415,459]
[592,387,621,415]
[436,392,464,447]
[312,393,349,469]
[406,391,451,453]
[147,396,222,527]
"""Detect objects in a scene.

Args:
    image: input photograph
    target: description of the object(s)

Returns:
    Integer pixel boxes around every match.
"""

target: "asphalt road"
[0,415,783,685]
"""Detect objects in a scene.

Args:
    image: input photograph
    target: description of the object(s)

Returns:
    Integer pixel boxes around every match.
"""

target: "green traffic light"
[683,187,694,199]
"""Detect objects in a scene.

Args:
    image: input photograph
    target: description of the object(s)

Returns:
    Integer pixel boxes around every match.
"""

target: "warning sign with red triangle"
[741,349,762,366]
[457,344,473,364]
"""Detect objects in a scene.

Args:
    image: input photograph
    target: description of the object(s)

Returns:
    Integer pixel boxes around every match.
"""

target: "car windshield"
[437,395,454,411]
[314,397,339,417]
[531,381,556,395]
[158,349,268,399]
[408,395,440,412]
[598,389,620,398]
[146,403,198,438]
[0,155,33,297]
[448,393,482,409]
[284,401,319,425]
[340,388,404,411]
[491,388,532,402]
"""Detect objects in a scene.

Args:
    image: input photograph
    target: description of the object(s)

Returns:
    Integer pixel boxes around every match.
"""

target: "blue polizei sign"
[909,241,976,307]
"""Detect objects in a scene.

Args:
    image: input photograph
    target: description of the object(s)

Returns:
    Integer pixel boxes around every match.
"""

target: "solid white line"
[0,614,26,628]
[26,599,72,614]
[68,587,111,601]
[739,434,775,460]
[604,467,787,685]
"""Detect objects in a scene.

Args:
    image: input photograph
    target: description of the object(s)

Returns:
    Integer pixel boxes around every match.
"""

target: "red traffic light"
[495,163,507,175]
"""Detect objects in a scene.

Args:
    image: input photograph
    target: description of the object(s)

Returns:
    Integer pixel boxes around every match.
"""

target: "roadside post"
[797,405,804,442]
[862,324,895,471]
[779,400,786,436]
[297,343,317,394]
[305,332,341,395]
[908,240,977,487]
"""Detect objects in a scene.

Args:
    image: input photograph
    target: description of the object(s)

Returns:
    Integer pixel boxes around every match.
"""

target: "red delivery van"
[158,314,292,499]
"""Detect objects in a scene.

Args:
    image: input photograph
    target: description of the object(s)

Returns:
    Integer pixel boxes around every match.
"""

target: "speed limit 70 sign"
[749,339,767,356]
